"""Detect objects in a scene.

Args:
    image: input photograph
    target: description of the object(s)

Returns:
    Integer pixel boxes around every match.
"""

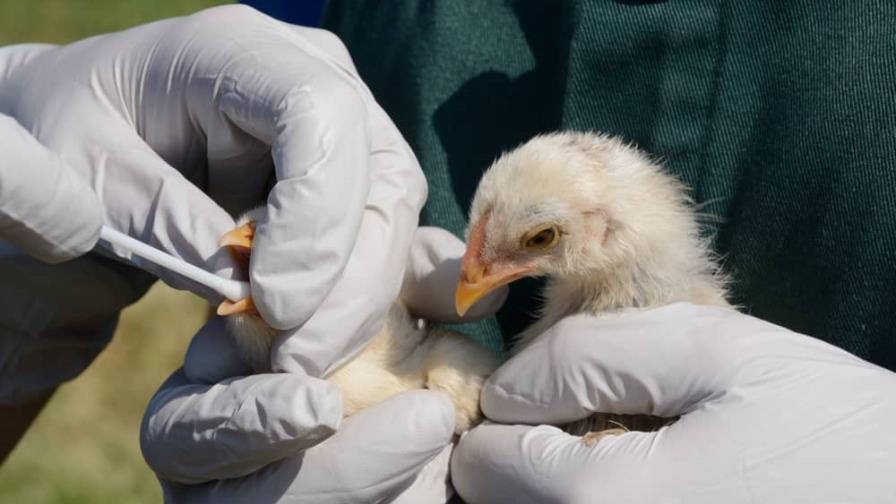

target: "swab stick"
[99,226,250,302]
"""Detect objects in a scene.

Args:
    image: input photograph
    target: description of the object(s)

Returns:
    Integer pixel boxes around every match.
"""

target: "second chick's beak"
[455,216,535,317]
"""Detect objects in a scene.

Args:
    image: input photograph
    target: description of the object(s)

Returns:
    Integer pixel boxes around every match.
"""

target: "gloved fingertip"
[277,374,344,442]
[390,389,456,448]
[183,317,253,383]
[460,284,509,321]
[388,443,454,504]
[452,423,538,504]
[454,423,613,504]
[334,389,455,464]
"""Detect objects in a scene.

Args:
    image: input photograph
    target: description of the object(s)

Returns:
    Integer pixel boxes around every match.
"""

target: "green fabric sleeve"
[325,1,896,370]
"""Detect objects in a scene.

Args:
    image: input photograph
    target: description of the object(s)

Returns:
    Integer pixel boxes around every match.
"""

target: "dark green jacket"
[325,1,896,370]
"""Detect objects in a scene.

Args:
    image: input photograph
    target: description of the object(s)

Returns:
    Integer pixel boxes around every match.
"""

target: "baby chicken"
[455,131,731,443]
[216,207,500,434]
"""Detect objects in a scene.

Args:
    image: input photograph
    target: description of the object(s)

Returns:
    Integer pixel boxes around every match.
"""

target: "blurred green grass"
[0,285,209,504]
[0,0,230,45]
[0,1,230,502]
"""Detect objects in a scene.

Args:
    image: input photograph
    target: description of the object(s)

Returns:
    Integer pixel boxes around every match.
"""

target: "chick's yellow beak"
[455,258,535,317]
[455,258,488,318]
[455,214,535,316]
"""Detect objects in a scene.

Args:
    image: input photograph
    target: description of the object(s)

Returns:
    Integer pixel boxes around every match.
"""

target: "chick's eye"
[523,226,560,250]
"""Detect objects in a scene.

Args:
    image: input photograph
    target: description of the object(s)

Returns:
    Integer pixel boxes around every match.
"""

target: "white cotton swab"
[99,226,251,302]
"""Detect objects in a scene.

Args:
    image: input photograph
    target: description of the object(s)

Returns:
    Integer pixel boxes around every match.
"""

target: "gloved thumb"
[400,226,508,323]
[480,303,764,424]
[142,368,342,484]
[452,421,663,504]
[142,317,342,484]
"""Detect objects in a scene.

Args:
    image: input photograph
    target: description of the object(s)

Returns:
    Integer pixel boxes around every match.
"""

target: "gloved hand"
[452,303,896,504]
[142,227,507,503]
[0,113,102,263]
[0,5,425,377]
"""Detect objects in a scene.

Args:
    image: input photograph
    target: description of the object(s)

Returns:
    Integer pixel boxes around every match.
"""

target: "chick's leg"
[217,219,257,316]
[216,212,276,372]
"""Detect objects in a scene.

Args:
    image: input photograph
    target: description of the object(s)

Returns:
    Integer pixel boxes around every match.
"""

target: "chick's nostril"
[461,261,487,284]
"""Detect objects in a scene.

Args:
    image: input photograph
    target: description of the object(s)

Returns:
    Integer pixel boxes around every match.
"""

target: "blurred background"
[0,2,230,503]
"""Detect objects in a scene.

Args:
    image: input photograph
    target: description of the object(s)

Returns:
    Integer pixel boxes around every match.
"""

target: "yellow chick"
[455,131,731,442]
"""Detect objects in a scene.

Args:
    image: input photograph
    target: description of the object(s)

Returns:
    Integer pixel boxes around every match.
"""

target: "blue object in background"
[242,0,325,26]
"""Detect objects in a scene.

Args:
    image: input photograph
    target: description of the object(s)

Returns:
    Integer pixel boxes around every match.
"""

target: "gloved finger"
[84,125,241,302]
[0,43,57,82]
[401,226,508,323]
[452,421,660,504]
[274,23,358,74]
[205,15,376,330]
[270,102,426,377]
[0,113,102,263]
[390,443,454,504]
[141,368,342,484]
[482,303,770,424]
[182,316,252,384]
[166,390,455,503]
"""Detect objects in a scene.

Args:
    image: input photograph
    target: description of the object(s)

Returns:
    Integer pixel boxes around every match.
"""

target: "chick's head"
[456,132,700,316]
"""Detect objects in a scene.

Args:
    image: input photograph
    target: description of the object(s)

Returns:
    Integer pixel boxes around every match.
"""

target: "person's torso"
[324,0,896,369]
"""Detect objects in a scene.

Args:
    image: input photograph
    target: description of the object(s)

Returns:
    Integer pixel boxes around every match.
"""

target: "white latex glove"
[0,113,102,263]
[142,227,507,503]
[452,303,896,504]
[0,5,426,377]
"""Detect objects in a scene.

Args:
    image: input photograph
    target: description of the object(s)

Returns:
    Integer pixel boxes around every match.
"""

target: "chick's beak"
[455,258,534,317]
[455,215,535,316]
